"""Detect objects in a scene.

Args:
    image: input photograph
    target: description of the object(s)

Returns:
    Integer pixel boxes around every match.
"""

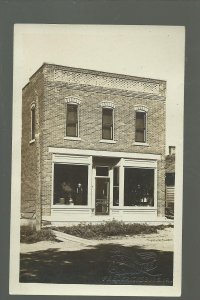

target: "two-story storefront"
[21,63,166,228]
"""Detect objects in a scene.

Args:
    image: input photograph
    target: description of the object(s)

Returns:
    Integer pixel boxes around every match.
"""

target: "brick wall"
[40,65,166,216]
[21,70,44,228]
[22,64,166,219]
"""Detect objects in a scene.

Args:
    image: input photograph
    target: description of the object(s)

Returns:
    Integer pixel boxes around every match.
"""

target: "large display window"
[53,164,88,205]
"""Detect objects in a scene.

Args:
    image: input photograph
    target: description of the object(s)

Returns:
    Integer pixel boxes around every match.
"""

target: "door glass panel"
[95,178,110,215]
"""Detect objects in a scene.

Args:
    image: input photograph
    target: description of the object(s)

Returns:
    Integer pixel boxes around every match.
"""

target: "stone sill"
[29,139,35,144]
[64,137,81,141]
[133,142,149,146]
[99,139,117,144]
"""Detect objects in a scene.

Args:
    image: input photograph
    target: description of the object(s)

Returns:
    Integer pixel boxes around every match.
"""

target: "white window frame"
[134,105,148,146]
[101,106,115,142]
[51,154,92,208]
[121,158,157,209]
[64,97,81,141]
[30,102,36,144]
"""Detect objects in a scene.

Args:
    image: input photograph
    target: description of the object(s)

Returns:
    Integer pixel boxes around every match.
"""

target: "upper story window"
[134,105,148,144]
[135,111,146,143]
[66,104,79,137]
[65,97,81,138]
[30,103,36,141]
[102,108,114,140]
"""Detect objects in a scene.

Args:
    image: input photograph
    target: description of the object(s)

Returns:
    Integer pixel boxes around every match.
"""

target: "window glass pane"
[136,112,145,128]
[102,108,113,140]
[135,111,146,142]
[66,104,78,136]
[166,173,175,186]
[54,164,88,205]
[67,104,77,123]
[66,124,77,137]
[96,178,109,199]
[124,168,154,206]
[96,166,109,176]
[102,108,113,125]
[113,187,119,206]
[31,107,35,140]
[102,127,112,140]
[113,167,119,186]
[135,130,145,142]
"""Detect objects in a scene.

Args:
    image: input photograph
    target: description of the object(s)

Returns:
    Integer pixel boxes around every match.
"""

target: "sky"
[14,24,185,151]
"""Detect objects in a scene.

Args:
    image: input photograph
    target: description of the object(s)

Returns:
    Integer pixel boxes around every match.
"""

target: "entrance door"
[95,177,110,215]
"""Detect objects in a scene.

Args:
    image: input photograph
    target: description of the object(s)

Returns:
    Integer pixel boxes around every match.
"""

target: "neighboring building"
[165,146,175,218]
[21,63,166,229]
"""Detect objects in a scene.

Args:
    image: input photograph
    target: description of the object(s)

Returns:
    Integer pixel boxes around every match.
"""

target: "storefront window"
[113,167,119,206]
[124,168,154,206]
[54,164,88,205]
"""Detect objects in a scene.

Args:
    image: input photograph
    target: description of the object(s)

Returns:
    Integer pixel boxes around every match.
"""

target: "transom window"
[135,111,147,143]
[66,104,78,137]
[102,108,113,140]
[96,166,109,177]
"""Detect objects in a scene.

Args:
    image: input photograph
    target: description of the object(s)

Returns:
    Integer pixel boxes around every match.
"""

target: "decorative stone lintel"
[31,102,36,109]
[134,105,148,112]
[100,101,115,109]
[65,97,81,105]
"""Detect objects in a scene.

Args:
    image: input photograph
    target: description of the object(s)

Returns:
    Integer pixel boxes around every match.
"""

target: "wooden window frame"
[135,110,147,143]
[66,103,79,138]
[102,107,114,140]
[30,103,36,143]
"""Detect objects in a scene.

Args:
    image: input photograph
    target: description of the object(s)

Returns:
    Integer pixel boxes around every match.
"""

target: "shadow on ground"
[20,243,173,285]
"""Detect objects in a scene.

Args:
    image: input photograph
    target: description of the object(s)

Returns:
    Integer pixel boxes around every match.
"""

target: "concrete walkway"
[21,227,173,253]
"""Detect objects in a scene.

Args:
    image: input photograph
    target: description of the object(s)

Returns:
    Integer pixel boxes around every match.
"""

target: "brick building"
[21,63,166,229]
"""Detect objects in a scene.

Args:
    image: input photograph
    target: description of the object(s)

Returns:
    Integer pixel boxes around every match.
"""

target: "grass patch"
[20,226,57,244]
[52,220,173,240]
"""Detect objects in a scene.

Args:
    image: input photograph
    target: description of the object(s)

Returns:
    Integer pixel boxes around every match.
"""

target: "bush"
[20,226,57,244]
[52,220,173,240]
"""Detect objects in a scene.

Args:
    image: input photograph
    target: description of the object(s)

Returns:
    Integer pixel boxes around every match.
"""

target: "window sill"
[122,206,156,210]
[64,137,81,141]
[133,142,149,146]
[99,139,117,144]
[29,139,35,144]
[52,205,89,208]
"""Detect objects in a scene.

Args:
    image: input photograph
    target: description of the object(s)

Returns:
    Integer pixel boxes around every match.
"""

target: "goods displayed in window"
[124,168,154,206]
[54,164,88,205]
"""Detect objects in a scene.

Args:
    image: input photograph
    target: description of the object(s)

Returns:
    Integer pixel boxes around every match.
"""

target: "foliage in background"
[52,220,173,240]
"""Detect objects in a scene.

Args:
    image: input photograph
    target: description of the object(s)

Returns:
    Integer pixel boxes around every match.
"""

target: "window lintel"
[31,102,36,109]
[101,101,115,109]
[134,105,148,112]
[65,97,81,105]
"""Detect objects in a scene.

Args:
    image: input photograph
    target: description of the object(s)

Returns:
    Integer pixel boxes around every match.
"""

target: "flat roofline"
[23,62,166,90]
